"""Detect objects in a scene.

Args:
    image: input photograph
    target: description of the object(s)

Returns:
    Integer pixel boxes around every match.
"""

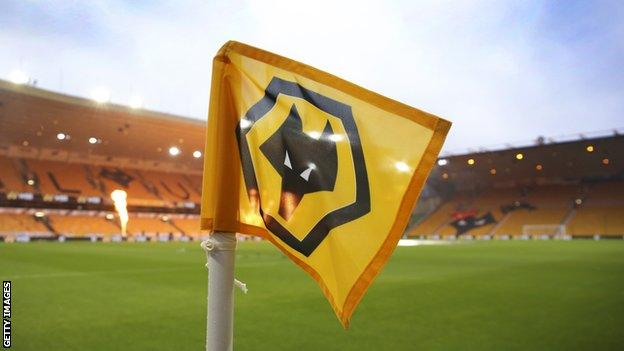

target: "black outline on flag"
[236,77,370,256]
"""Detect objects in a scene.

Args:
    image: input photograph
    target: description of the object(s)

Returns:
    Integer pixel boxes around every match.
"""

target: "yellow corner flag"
[201,41,451,327]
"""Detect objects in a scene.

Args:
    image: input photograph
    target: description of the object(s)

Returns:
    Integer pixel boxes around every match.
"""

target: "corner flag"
[201,41,451,327]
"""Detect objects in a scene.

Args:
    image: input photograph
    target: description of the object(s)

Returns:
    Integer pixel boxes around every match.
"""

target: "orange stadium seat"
[27,160,101,196]
[568,206,624,236]
[0,213,49,233]
[0,157,29,193]
[48,214,120,236]
[170,217,202,238]
[126,217,179,236]
[140,170,202,203]
[408,201,458,236]
[97,168,164,205]
[0,155,202,207]
[493,208,569,236]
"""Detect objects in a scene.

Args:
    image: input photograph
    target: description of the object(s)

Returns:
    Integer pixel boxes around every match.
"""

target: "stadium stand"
[0,78,622,242]
[48,214,120,236]
[409,131,624,239]
[0,79,205,241]
[170,217,202,237]
[566,180,624,236]
[0,157,28,193]
[0,213,47,233]
[568,207,624,236]
[0,155,203,204]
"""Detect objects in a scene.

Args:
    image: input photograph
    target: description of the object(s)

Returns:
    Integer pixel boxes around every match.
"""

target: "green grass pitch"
[1,240,623,350]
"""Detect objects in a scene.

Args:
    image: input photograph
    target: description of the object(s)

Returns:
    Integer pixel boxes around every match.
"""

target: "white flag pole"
[201,232,237,351]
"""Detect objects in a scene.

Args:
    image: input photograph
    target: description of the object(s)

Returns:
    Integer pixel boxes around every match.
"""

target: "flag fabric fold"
[201,41,451,327]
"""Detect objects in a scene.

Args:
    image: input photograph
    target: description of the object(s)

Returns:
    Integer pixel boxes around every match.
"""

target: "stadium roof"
[0,79,205,169]
[432,134,623,191]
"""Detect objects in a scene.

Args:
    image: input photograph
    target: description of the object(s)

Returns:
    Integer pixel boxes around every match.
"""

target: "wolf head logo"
[237,77,369,256]
[260,105,338,220]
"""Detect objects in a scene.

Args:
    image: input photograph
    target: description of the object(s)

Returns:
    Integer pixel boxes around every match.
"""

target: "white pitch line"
[397,239,455,246]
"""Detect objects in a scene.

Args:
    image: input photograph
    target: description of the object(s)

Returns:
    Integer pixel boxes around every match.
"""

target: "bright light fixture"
[27,179,35,186]
[536,164,543,171]
[129,95,143,109]
[8,70,29,84]
[56,133,67,140]
[239,119,252,129]
[515,153,524,160]
[193,150,202,158]
[307,131,321,139]
[437,159,448,166]
[586,145,594,153]
[442,173,449,179]
[91,87,111,103]
[602,158,610,165]
[105,213,115,220]
[467,158,475,165]
[88,137,98,144]
[34,211,45,218]
[490,168,497,175]
[395,161,410,172]
[169,146,180,156]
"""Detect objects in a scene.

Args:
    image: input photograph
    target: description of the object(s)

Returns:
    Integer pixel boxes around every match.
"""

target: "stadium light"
[586,145,594,153]
[57,133,67,140]
[169,146,181,156]
[394,161,410,173]
[515,153,524,160]
[34,211,45,218]
[467,158,475,165]
[437,159,448,166]
[193,150,202,158]
[27,179,35,186]
[91,87,111,103]
[88,137,99,144]
[129,95,143,109]
[8,69,29,84]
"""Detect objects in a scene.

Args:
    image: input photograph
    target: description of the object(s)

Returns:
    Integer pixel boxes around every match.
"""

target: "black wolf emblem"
[236,77,370,256]
[260,105,338,220]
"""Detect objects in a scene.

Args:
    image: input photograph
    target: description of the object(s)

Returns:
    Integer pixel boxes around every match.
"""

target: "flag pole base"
[201,232,237,351]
